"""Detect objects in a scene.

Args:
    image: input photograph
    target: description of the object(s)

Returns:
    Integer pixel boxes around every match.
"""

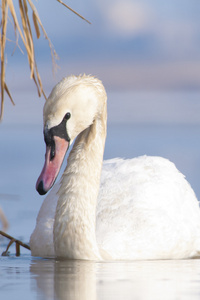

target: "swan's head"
[36,74,107,195]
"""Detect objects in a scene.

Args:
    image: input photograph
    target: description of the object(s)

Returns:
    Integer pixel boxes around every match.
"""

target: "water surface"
[1,255,200,300]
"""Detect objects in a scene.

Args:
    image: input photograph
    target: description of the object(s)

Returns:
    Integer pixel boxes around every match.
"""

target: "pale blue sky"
[5,0,200,90]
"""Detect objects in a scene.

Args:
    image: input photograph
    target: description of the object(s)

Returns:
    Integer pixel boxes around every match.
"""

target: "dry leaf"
[32,11,40,39]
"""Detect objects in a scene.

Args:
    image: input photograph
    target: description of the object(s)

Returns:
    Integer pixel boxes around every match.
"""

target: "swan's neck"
[53,110,106,259]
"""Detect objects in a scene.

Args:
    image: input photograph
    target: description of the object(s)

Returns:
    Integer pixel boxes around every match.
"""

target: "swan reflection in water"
[30,258,200,300]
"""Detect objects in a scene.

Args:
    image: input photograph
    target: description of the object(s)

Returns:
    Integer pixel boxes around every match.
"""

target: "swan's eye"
[64,112,71,120]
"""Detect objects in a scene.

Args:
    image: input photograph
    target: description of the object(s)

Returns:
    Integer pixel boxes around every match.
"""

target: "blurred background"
[1,0,200,244]
[5,0,200,92]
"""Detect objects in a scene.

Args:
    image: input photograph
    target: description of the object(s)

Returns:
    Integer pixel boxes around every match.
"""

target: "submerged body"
[30,75,200,260]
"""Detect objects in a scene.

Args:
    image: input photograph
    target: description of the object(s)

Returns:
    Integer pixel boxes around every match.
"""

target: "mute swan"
[30,74,200,260]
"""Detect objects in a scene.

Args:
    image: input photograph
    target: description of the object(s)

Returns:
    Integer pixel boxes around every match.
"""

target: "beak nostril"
[50,141,55,161]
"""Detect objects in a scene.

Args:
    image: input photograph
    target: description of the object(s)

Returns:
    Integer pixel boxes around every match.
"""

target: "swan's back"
[96,156,200,259]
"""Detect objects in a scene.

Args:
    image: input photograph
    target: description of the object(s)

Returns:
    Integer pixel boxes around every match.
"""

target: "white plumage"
[30,75,200,260]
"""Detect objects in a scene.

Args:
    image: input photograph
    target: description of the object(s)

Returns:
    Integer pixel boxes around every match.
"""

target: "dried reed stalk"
[56,0,91,24]
[0,230,30,256]
[0,0,90,120]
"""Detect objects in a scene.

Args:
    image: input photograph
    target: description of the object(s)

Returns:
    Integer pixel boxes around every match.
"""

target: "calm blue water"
[1,90,200,299]
[1,256,200,300]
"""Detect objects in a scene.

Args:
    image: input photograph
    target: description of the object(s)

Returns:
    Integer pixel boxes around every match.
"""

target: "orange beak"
[36,136,69,195]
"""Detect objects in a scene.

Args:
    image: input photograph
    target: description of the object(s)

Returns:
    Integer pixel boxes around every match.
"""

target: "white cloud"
[97,0,154,37]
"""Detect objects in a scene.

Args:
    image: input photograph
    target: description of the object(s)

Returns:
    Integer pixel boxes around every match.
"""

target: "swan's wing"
[96,156,200,259]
